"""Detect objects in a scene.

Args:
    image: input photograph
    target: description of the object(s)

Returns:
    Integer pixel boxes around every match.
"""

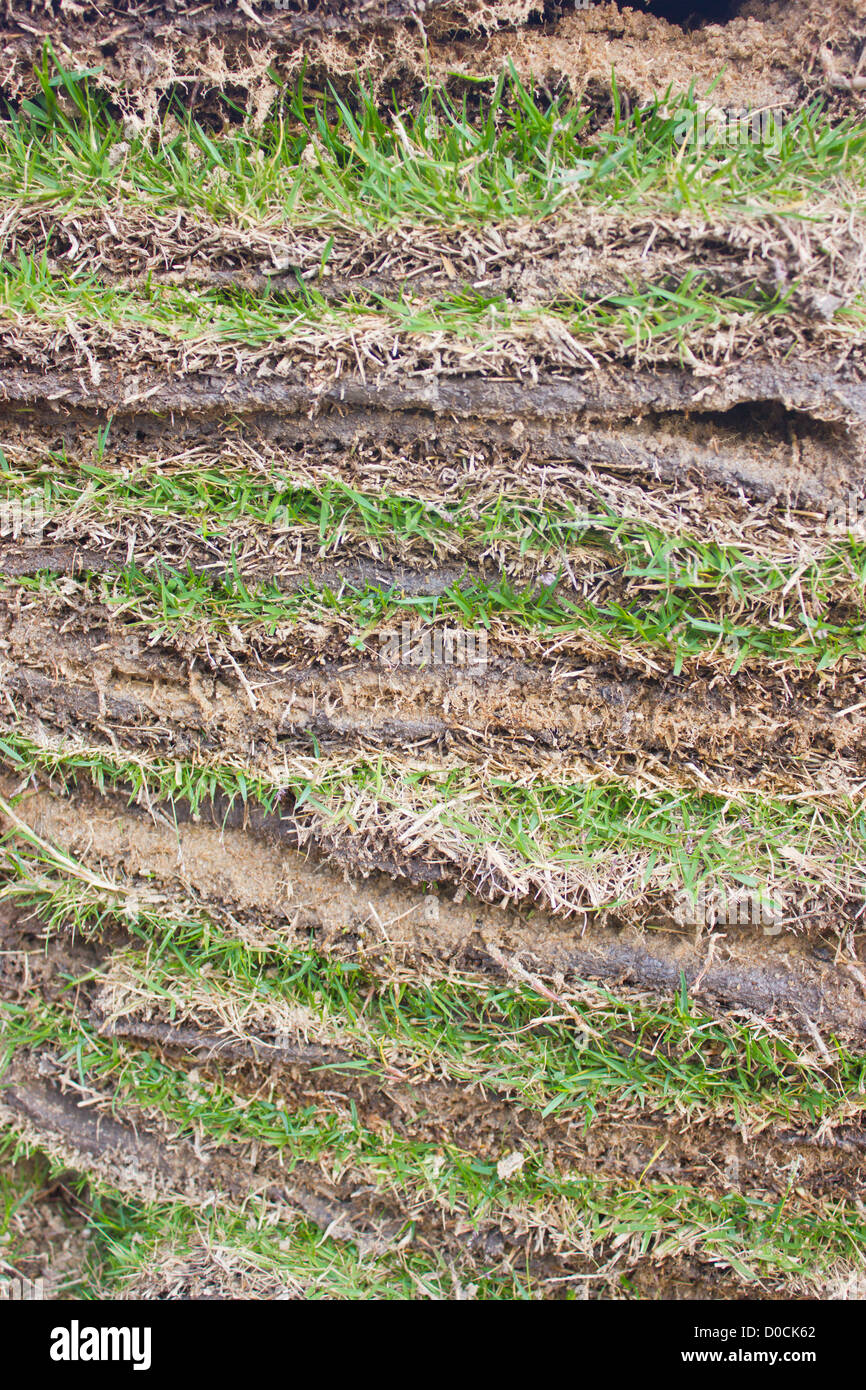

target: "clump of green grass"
[10,542,866,674]
[2,847,862,1131]
[4,456,866,627]
[2,57,865,228]
[4,249,844,359]
[1,729,863,917]
[2,995,865,1284]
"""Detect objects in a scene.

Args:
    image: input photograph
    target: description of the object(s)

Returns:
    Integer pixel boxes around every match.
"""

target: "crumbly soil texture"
[1,0,865,1302]
[1,0,866,116]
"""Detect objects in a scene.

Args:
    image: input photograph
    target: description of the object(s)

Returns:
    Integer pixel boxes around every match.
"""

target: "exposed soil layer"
[4,203,864,517]
[1,0,864,119]
[0,1060,786,1298]
[1,899,860,1298]
[6,897,861,1204]
[1,586,864,799]
[2,400,861,579]
[2,351,865,516]
[5,205,864,315]
[2,0,866,1300]
[4,777,865,1040]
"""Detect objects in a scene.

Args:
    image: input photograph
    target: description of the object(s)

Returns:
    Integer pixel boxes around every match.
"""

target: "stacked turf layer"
[1,0,866,1299]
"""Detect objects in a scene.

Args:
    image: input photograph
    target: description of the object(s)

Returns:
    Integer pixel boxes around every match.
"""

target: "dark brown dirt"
[1,353,864,515]
[5,776,866,1039]
[2,0,865,1301]
[6,204,862,316]
[1,0,863,122]
[1,584,864,796]
[0,899,856,1299]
